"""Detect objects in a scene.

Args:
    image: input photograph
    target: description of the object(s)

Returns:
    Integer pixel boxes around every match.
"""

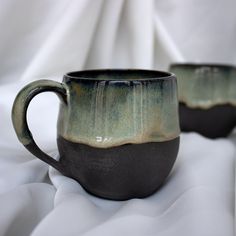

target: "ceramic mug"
[170,63,236,138]
[12,69,180,200]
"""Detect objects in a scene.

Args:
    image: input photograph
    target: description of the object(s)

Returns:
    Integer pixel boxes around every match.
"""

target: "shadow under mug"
[12,69,180,200]
[170,63,236,138]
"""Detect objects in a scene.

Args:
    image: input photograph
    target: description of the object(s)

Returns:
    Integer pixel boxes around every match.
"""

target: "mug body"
[57,69,180,200]
[170,63,236,138]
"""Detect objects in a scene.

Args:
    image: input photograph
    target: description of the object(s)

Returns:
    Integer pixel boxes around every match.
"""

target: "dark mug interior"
[169,63,236,138]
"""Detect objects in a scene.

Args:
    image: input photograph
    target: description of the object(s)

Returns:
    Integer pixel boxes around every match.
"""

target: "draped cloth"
[0,0,235,235]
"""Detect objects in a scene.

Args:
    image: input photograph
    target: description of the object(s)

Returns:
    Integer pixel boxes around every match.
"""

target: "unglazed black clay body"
[58,137,179,200]
[179,103,236,138]
[12,69,180,200]
[170,63,236,138]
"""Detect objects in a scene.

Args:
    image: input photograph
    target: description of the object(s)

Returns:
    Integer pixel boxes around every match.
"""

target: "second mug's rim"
[64,69,175,81]
[169,62,236,70]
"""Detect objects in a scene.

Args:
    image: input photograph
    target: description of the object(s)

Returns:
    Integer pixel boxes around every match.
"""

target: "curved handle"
[12,80,68,173]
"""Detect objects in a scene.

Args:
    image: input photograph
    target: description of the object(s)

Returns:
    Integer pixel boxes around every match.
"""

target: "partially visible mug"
[170,63,236,138]
[12,69,180,200]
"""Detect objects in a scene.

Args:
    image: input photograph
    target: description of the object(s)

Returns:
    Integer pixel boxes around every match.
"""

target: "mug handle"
[12,80,68,173]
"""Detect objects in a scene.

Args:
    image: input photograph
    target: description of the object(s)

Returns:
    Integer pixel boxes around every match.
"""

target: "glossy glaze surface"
[58,69,180,148]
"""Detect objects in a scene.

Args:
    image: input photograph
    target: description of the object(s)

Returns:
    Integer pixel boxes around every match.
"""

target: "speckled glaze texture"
[59,70,180,148]
[12,69,180,200]
[170,63,236,109]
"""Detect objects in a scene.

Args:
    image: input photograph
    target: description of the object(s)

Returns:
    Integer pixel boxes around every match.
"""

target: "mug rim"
[169,62,236,70]
[64,69,175,81]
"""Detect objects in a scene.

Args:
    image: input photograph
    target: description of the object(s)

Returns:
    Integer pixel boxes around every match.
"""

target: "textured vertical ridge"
[95,81,106,142]
[132,81,137,136]
[91,81,98,139]
[140,81,143,140]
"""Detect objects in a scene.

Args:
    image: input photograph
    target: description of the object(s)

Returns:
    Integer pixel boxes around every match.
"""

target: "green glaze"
[170,64,236,109]
[12,70,180,149]
[58,70,180,148]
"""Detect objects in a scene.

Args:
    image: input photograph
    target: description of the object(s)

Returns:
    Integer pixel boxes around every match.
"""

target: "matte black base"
[179,102,236,138]
[57,136,180,200]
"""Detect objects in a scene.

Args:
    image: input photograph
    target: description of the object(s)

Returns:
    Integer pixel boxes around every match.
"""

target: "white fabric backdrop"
[0,0,236,235]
